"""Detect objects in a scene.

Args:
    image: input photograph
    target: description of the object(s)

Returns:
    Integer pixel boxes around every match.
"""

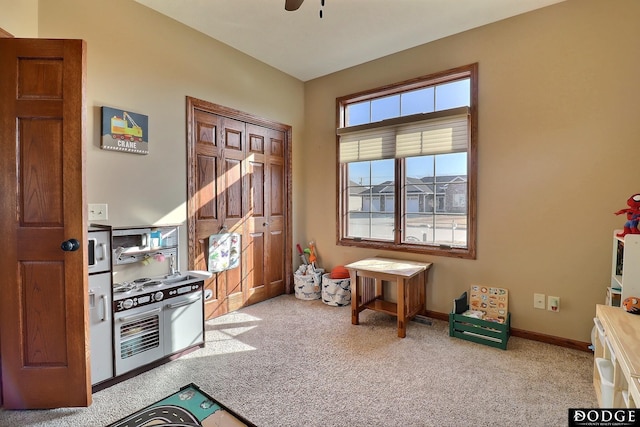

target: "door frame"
[0,27,13,38]
[0,27,9,409]
[185,96,293,296]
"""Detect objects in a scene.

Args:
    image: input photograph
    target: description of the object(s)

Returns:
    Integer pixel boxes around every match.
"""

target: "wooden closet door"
[246,124,285,303]
[187,98,291,319]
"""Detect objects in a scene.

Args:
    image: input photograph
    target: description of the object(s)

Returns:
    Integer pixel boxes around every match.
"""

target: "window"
[336,64,477,259]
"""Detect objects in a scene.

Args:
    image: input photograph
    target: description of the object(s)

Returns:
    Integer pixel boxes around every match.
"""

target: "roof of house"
[354,175,467,196]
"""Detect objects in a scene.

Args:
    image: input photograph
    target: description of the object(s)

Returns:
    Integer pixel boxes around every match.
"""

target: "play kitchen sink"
[163,274,202,284]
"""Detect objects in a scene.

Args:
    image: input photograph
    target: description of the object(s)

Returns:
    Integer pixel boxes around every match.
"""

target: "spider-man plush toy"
[615,193,640,237]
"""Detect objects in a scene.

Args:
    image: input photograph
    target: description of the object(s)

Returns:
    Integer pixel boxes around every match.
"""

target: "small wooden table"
[345,257,432,338]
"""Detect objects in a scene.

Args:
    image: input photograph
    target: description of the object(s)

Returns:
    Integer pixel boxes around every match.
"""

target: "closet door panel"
[190,110,225,317]
[220,118,246,312]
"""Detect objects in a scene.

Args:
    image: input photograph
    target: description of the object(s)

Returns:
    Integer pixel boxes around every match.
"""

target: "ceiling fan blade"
[285,0,304,11]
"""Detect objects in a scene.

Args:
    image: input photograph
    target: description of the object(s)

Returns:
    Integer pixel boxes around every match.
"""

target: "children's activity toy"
[449,285,510,350]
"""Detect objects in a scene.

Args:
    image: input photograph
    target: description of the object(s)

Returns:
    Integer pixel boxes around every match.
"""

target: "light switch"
[534,293,546,309]
[88,203,108,221]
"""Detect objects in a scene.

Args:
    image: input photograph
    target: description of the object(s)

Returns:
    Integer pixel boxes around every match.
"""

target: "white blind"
[338,107,469,163]
[339,127,396,162]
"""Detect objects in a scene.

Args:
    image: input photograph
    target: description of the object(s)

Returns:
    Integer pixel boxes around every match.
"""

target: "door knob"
[61,238,80,252]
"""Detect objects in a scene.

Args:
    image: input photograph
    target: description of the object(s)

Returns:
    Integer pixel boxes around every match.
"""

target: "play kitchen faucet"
[168,253,179,278]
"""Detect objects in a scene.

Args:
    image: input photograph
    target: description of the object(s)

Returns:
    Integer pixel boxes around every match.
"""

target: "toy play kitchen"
[89,224,210,391]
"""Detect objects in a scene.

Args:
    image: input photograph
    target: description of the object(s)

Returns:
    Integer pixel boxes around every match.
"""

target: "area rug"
[106,383,256,427]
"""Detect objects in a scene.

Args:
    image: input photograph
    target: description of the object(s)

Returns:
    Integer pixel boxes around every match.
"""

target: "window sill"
[338,238,475,260]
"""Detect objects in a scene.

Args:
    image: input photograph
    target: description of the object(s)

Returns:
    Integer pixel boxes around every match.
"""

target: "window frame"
[335,63,478,259]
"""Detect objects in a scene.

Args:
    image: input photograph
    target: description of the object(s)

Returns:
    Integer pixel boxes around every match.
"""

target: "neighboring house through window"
[336,64,477,258]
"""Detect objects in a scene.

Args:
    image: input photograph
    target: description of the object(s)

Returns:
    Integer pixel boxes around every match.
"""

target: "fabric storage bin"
[294,272,322,300]
[321,273,351,306]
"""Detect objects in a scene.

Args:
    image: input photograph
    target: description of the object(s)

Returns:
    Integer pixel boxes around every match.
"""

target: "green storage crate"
[449,311,510,350]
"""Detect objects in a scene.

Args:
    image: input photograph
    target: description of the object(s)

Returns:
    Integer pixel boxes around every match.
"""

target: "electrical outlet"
[88,203,108,221]
[534,293,546,309]
[548,296,560,312]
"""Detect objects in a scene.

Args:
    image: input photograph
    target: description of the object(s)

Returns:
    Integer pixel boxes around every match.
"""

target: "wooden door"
[246,123,286,303]
[187,98,291,319]
[0,39,90,408]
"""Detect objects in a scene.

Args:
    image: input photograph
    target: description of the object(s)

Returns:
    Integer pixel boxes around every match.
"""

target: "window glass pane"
[404,156,435,244]
[403,153,468,247]
[406,155,434,181]
[348,159,394,186]
[435,79,470,110]
[347,185,369,213]
[362,159,395,213]
[404,213,435,244]
[401,87,435,116]
[346,212,394,241]
[434,152,468,247]
[346,212,370,239]
[348,161,372,186]
[404,157,433,214]
[434,213,466,247]
[370,213,394,240]
[346,159,394,240]
[370,159,395,185]
[346,101,370,126]
[371,94,400,122]
[435,152,467,176]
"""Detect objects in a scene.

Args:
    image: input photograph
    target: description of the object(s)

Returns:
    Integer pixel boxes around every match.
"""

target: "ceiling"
[135,0,565,82]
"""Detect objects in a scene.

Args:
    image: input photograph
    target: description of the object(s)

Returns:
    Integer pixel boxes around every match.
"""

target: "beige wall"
[0,0,305,273]
[0,0,38,37]
[303,0,640,342]
[3,0,638,342]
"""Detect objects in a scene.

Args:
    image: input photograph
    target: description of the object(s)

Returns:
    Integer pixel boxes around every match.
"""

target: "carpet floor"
[0,294,597,426]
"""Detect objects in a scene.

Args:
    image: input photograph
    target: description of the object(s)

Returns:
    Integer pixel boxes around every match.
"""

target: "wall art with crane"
[101,106,149,155]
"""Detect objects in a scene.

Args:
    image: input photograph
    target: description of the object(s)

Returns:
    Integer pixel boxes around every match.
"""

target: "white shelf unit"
[593,305,640,408]
[610,230,640,306]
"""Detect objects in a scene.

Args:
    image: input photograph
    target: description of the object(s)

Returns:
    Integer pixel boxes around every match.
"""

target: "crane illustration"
[110,111,143,142]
